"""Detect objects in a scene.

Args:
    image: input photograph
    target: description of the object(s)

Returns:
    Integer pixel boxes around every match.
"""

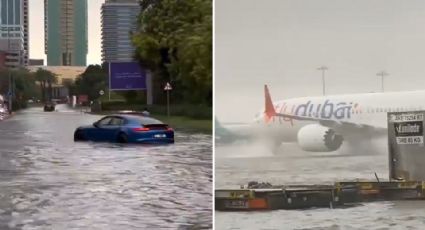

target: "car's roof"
[109,114,165,125]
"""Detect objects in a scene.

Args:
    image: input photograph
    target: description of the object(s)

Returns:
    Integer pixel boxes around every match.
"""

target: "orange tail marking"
[264,85,276,123]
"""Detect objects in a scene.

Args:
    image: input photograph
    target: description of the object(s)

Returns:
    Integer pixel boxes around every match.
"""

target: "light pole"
[317,66,328,95]
[376,71,389,92]
[7,25,12,113]
[8,72,12,113]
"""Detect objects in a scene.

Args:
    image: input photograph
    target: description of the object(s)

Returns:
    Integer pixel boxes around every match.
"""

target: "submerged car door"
[90,117,113,141]
[106,117,125,141]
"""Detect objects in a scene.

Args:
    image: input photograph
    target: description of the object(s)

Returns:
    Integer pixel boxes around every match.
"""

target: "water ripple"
[0,108,212,229]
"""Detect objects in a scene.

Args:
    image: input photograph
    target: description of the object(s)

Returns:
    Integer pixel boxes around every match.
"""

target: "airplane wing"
[215,118,253,144]
[264,85,387,136]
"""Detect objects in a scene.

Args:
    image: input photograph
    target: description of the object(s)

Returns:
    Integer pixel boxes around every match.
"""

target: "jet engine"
[297,124,343,152]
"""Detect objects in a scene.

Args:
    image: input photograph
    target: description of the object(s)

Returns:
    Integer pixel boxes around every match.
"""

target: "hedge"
[100,101,211,120]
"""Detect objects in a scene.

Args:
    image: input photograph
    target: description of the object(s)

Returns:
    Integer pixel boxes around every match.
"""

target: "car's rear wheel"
[74,130,85,141]
[117,133,128,143]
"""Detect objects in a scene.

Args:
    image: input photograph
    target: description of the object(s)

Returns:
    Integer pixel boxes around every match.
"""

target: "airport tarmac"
[215,141,425,230]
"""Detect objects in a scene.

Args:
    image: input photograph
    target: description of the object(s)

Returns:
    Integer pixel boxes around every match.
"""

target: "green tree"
[0,68,39,109]
[35,68,57,102]
[73,65,108,101]
[132,0,212,105]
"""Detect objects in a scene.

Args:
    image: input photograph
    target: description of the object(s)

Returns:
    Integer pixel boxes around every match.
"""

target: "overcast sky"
[216,0,425,122]
[29,0,104,65]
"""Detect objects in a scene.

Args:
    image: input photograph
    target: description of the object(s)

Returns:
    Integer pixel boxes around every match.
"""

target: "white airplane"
[217,85,425,153]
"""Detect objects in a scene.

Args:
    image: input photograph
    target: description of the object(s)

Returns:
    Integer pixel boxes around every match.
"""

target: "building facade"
[23,0,28,66]
[101,0,140,63]
[44,0,88,66]
[29,59,44,66]
[0,0,26,68]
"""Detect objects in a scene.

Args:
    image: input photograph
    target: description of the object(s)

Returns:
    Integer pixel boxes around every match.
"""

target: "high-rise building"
[23,0,29,66]
[44,0,88,66]
[0,0,26,68]
[101,0,140,63]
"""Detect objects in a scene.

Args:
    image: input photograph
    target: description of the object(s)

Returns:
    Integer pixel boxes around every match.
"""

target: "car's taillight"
[133,127,150,132]
[167,128,173,131]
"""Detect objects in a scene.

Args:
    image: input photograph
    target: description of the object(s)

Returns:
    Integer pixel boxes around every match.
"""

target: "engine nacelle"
[297,124,343,152]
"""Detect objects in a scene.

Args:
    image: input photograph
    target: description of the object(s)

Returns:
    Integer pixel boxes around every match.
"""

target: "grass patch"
[154,115,212,134]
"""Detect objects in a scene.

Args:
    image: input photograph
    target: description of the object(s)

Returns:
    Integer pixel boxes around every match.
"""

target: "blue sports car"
[74,114,174,144]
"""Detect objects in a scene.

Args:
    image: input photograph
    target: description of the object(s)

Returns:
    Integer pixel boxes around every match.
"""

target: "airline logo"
[276,100,360,121]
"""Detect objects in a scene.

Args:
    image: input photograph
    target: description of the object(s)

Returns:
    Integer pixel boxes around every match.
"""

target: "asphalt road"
[0,105,212,229]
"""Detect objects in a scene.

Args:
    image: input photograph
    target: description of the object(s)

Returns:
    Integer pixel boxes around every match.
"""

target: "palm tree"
[35,68,46,102]
[46,71,57,101]
[34,68,57,102]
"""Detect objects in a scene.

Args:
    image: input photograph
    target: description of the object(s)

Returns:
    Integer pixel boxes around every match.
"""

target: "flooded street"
[0,105,212,229]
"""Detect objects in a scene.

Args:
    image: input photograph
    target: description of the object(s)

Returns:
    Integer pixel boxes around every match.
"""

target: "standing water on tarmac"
[0,106,212,229]
[215,143,425,230]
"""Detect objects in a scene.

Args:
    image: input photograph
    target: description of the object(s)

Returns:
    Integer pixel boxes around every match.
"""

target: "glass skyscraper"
[101,0,140,63]
[44,0,88,66]
[0,0,27,67]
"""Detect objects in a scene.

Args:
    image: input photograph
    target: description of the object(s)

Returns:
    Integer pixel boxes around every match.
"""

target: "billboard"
[109,62,146,90]
[388,111,425,181]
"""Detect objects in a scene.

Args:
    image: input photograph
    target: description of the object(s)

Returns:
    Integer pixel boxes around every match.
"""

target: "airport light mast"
[376,71,389,92]
[317,66,328,95]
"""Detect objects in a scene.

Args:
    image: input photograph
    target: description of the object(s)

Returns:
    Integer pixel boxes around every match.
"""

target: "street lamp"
[376,71,389,92]
[317,66,328,95]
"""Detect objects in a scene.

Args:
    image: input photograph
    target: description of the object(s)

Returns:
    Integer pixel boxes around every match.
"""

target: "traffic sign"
[99,90,105,96]
[164,82,172,91]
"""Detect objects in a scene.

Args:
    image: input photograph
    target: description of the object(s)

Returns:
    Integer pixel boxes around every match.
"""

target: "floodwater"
[215,143,425,230]
[0,105,212,229]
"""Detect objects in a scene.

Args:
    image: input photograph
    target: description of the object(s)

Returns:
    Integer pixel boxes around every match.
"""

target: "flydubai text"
[282,100,360,120]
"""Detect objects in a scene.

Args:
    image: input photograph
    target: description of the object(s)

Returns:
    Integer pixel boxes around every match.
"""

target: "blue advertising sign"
[109,62,146,90]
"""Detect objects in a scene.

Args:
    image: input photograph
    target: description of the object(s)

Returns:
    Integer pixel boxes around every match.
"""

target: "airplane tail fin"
[264,85,276,122]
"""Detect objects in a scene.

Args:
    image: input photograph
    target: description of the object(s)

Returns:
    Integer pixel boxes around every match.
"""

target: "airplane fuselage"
[253,90,425,144]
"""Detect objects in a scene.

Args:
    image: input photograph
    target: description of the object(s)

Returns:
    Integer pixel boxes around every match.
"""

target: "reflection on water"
[0,107,212,229]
